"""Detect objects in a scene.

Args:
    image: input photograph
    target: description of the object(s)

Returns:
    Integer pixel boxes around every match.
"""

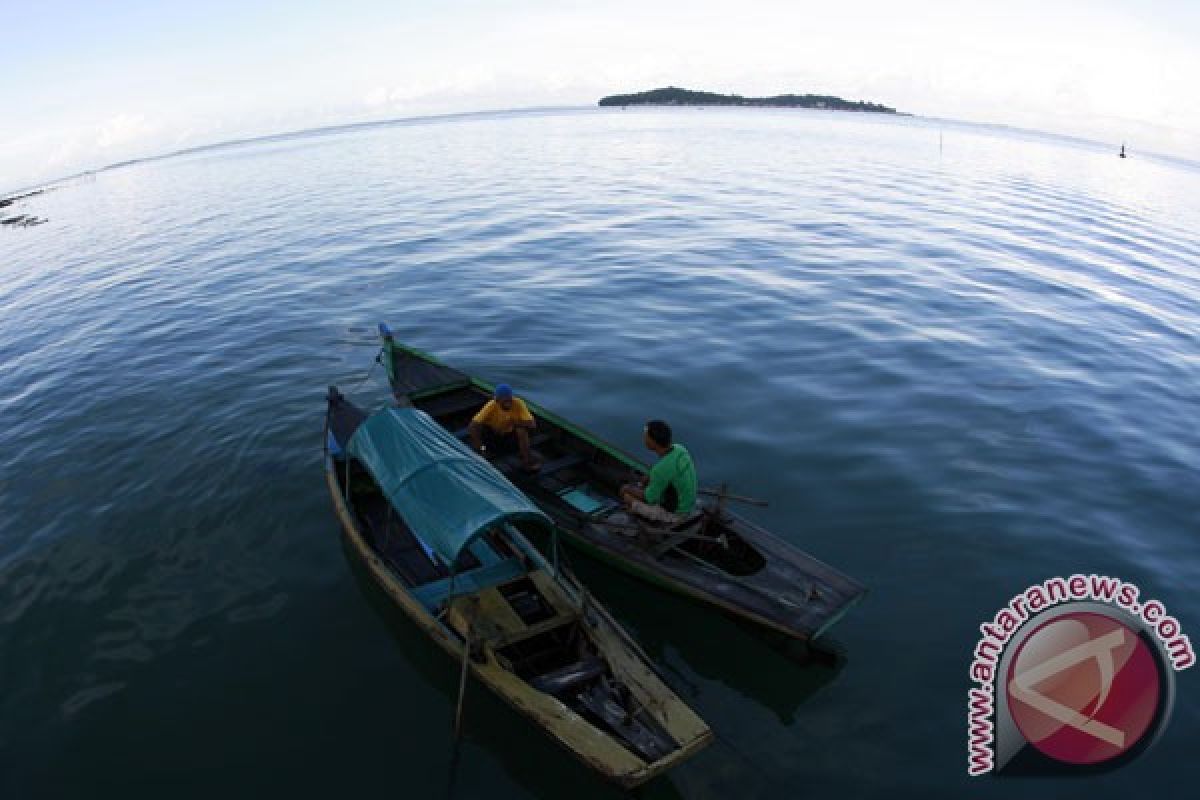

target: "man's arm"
[469,401,495,453]
[643,463,668,506]
[514,399,536,429]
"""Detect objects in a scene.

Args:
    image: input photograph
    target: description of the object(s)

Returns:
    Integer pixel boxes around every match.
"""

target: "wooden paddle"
[699,485,769,507]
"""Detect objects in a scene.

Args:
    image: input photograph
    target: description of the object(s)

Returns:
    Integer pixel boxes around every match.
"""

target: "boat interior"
[407,381,767,577]
[325,391,679,762]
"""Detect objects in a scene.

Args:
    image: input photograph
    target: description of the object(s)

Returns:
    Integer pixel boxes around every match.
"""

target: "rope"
[349,348,383,394]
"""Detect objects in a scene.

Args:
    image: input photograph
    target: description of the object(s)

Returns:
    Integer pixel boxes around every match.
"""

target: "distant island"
[598,86,898,114]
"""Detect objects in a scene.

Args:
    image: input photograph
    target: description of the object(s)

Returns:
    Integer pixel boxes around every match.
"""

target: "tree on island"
[598,86,897,114]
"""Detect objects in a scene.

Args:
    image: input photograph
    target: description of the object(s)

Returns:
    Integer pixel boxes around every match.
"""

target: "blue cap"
[494,383,513,400]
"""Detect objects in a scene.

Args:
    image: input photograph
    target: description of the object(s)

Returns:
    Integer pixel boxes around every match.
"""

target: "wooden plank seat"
[598,510,715,558]
[411,559,528,610]
[649,513,711,557]
[486,608,581,651]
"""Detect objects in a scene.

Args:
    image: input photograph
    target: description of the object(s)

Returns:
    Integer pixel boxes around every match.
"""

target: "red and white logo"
[966,575,1191,776]
[1006,611,1161,765]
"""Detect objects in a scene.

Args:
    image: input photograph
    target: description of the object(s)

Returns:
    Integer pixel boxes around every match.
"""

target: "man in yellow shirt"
[468,384,541,471]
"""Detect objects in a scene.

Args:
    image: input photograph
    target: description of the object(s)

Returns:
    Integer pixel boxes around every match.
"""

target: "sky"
[3,0,1200,192]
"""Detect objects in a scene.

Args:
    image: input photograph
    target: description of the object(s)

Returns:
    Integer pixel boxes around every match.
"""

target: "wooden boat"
[375,324,866,641]
[323,387,711,788]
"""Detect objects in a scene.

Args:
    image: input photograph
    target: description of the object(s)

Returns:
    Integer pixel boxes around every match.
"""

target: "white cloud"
[96,113,159,150]
[4,0,1199,191]
[363,86,390,108]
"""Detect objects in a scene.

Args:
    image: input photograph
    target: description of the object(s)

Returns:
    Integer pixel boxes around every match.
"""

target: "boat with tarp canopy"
[371,323,867,642]
[324,389,711,787]
[347,407,552,566]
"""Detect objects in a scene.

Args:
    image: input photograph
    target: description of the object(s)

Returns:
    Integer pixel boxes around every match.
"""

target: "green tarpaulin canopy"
[347,406,552,565]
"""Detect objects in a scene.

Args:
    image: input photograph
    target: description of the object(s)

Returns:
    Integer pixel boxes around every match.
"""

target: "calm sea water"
[2,108,1198,799]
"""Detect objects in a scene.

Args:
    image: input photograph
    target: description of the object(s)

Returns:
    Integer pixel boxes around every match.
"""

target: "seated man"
[620,419,697,525]
[468,384,541,471]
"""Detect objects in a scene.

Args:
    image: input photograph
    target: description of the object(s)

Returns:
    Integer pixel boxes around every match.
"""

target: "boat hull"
[323,432,711,787]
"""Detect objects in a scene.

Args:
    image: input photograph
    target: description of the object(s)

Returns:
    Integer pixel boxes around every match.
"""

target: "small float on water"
[1120,143,1127,158]
[374,324,867,642]
[323,387,711,787]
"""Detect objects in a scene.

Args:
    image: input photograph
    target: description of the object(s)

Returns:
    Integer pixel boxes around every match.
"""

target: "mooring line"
[349,348,383,394]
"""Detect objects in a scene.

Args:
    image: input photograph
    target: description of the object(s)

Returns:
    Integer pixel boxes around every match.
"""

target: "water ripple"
[2,108,1199,798]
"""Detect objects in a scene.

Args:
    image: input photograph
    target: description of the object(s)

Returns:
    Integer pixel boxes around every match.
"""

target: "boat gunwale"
[388,338,648,472]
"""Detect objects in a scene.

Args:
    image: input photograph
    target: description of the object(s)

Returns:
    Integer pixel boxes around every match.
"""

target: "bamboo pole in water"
[454,598,478,738]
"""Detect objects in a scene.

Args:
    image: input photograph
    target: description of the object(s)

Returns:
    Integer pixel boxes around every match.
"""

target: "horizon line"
[6,104,1198,198]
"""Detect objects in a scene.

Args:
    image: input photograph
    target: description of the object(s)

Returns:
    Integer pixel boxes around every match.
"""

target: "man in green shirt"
[620,419,697,525]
